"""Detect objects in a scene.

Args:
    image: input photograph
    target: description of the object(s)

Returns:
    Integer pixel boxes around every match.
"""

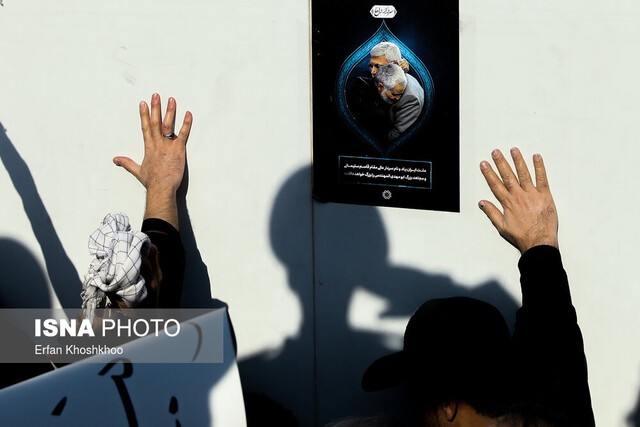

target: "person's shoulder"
[406,73,420,86]
[395,92,419,109]
[405,74,423,95]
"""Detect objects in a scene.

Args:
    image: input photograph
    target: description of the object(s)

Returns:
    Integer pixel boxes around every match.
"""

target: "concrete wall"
[1,1,638,426]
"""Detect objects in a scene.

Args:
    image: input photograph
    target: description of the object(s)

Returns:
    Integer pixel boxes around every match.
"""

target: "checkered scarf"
[81,213,150,322]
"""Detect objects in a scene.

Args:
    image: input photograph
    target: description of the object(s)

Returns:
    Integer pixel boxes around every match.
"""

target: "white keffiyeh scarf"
[81,213,150,322]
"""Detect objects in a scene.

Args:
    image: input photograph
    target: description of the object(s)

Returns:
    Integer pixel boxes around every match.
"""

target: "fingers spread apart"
[533,153,549,189]
[139,101,152,143]
[162,97,176,137]
[491,149,518,190]
[176,111,193,144]
[480,160,509,204]
[482,148,546,194]
[139,94,192,146]
[478,200,504,232]
[510,147,534,189]
[113,156,142,183]
[149,93,162,139]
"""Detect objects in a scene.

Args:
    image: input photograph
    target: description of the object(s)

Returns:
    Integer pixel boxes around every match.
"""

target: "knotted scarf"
[81,213,150,323]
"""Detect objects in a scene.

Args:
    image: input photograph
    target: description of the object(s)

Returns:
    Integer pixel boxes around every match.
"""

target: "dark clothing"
[515,246,595,426]
[0,219,184,391]
[387,74,424,141]
[142,218,185,308]
[346,76,391,142]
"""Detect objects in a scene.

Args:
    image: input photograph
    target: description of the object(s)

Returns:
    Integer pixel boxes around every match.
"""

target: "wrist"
[518,237,559,254]
[144,188,179,230]
[146,185,176,199]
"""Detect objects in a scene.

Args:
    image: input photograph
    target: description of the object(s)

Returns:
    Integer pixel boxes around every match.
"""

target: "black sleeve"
[513,245,595,426]
[142,218,185,308]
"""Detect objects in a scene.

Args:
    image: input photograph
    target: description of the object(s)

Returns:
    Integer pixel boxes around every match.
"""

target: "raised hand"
[114,93,193,229]
[478,148,558,254]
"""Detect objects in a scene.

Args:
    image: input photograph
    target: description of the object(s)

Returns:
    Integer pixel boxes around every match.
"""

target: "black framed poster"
[312,1,459,211]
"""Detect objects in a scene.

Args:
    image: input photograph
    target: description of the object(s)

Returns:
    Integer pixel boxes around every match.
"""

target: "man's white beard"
[379,90,397,105]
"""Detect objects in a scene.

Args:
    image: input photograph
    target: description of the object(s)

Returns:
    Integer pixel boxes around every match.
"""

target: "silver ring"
[162,133,177,139]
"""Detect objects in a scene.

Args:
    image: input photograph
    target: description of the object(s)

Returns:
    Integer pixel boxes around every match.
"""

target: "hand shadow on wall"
[0,122,81,309]
[239,166,519,427]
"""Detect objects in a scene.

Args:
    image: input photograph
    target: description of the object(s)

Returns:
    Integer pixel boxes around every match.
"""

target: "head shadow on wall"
[245,165,519,425]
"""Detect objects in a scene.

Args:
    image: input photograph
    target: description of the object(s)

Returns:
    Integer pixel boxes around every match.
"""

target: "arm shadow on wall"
[175,156,236,362]
[0,121,225,311]
[628,384,640,427]
[0,125,232,420]
[0,122,81,309]
[0,122,70,387]
[240,165,520,426]
[176,157,228,312]
[171,156,238,425]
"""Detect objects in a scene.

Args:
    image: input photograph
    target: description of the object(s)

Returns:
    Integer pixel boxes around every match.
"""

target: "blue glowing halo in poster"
[335,21,435,155]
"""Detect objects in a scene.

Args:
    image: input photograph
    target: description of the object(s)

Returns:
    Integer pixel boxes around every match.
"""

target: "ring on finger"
[162,133,178,139]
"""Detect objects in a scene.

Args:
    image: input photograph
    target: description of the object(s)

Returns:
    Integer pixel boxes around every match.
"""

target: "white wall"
[0,1,638,426]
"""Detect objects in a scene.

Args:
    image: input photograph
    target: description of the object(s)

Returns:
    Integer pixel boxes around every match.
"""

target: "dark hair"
[493,402,570,427]
[408,354,514,419]
[325,415,403,427]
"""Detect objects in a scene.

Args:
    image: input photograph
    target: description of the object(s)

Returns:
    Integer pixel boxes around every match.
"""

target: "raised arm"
[478,148,595,426]
[113,93,192,230]
[112,94,191,307]
[0,123,82,308]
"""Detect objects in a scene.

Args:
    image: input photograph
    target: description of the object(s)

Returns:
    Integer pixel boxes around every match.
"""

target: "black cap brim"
[362,351,408,392]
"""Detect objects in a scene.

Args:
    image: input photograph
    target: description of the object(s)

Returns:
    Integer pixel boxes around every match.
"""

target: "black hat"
[362,297,511,395]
